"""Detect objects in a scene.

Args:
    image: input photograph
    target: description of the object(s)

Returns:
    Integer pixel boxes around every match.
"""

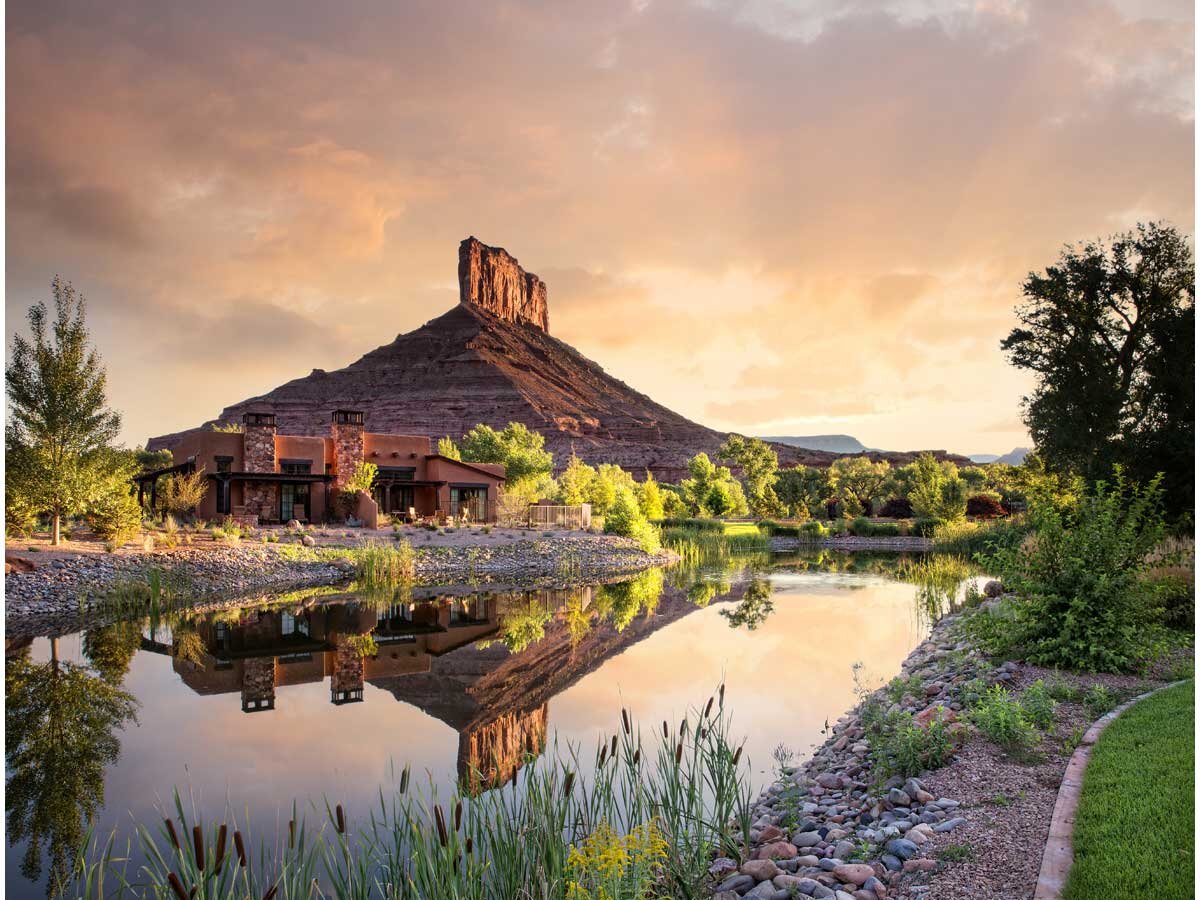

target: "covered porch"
[372,477,446,522]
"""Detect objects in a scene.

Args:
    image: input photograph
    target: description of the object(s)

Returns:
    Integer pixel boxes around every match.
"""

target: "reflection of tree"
[170,621,207,667]
[494,600,554,653]
[594,567,664,631]
[82,620,142,684]
[720,579,775,630]
[6,639,138,895]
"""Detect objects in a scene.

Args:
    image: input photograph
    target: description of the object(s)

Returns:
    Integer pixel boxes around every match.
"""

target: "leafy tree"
[718,435,780,516]
[775,465,829,519]
[1002,222,1194,513]
[459,423,554,488]
[6,642,138,893]
[435,436,462,460]
[555,453,596,505]
[5,278,123,544]
[828,457,892,516]
[134,447,173,472]
[635,471,665,520]
[680,453,748,517]
[908,453,968,521]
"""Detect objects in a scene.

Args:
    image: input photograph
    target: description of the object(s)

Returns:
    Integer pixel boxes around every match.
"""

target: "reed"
[69,692,751,899]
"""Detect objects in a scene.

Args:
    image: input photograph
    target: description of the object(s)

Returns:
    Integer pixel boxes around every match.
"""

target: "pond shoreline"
[770,535,933,552]
[715,600,1185,900]
[3,533,676,635]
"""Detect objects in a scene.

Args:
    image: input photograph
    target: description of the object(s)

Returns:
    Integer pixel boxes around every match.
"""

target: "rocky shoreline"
[711,611,993,900]
[3,534,675,635]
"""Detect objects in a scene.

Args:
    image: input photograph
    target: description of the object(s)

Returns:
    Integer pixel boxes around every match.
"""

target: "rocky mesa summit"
[149,238,964,480]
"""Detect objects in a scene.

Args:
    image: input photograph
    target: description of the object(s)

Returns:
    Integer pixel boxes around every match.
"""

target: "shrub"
[1083,684,1118,717]
[911,518,942,537]
[966,472,1169,673]
[88,489,143,548]
[967,493,1007,519]
[655,517,724,532]
[879,497,914,518]
[800,521,827,538]
[1020,680,1058,730]
[862,702,956,778]
[848,517,901,538]
[162,469,208,518]
[969,686,1037,749]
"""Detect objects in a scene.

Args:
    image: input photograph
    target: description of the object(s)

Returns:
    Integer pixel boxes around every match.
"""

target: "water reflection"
[5,638,138,895]
[4,550,980,898]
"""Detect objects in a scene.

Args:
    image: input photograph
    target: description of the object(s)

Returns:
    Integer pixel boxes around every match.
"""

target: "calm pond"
[5,551,979,897]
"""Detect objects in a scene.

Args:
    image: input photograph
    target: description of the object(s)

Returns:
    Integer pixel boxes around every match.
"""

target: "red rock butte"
[149,238,966,480]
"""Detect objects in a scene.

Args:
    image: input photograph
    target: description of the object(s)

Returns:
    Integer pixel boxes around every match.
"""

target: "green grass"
[1063,680,1194,900]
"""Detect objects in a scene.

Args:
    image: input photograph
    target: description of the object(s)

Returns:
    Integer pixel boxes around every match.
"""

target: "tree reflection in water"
[5,637,138,895]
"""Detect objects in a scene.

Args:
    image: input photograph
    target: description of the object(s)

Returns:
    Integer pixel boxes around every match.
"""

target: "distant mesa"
[968,447,1030,465]
[761,434,870,455]
[148,238,968,480]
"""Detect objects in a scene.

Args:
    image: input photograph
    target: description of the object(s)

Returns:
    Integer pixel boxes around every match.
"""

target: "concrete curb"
[1032,679,1189,899]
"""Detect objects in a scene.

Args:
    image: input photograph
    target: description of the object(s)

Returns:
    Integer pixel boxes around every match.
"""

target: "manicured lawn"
[721,522,762,536]
[1063,679,1194,899]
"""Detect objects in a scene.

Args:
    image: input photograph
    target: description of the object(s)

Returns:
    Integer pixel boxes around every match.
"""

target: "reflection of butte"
[370,579,751,791]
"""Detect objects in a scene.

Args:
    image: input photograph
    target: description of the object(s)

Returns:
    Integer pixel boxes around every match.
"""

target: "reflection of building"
[140,596,500,712]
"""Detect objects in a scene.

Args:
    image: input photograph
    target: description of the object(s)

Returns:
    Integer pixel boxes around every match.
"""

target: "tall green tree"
[827,457,892,515]
[775,465,829,519]
[1002,222,1194,512]
[6,278,123,544]
[718,435,780,516]
[6,641,138,893]
[908,453,968,521]
[458,423,554,485]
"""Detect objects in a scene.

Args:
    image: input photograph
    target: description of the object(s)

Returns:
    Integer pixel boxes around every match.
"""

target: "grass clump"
[351,540,416,588]
[1063,681,1193,900]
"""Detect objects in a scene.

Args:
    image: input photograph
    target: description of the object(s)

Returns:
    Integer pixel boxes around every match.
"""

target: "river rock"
[832,864,875,885]
[740,858,780,881]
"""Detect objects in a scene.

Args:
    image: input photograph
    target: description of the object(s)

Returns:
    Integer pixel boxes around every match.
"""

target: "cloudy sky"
[6,0,1193,455]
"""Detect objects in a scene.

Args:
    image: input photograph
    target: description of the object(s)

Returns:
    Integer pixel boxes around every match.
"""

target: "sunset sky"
[5,0,1194,456]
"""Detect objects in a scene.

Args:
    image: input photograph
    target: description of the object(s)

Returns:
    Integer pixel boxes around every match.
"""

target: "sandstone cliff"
[458,236,548,332]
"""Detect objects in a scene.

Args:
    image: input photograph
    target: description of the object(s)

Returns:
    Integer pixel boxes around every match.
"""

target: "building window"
[280,459,312,475]
[215,456,233,473]
[450,485,487,521]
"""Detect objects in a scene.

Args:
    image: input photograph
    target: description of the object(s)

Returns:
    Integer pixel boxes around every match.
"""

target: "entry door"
[281,483,310,521]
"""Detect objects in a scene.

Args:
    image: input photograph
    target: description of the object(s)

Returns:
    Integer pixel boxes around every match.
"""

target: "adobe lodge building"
[139,410,505,525]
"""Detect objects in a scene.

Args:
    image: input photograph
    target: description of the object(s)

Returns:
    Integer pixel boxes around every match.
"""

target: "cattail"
[598,744,608,766]
[336,804,346,834]
[704,696,714,718]
[434,805,449,847]
[234,831,247,867]
[732,746,743,766]
[465,837,474,855]
[454,800,463,831]
[511,765,518,789]
[563,771,576,797]
[192,826,205,872]
[621,708,631,734]
[680,718,688,737]
[674,742,683,766]
[288,820,295,849]
[699,727,706,741]
[633,748,641,766]
[662,720,669,739]
[399,767,410,795]
[165,819,181,850]
[263,886,278,900]
[719,683,726,707]
[214,825,228,870]
[610,734,618,757]
[167,873,188,900]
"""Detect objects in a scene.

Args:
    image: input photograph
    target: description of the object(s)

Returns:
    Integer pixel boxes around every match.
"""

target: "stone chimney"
[458,236,549,332]
[331,410,365,488]
[242,412,277,473]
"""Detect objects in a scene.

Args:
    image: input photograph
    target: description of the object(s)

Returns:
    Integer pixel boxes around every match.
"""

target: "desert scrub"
[74,692,751,900]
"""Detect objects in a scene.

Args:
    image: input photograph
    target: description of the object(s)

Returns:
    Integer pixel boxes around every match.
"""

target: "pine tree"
[6,278,122,544]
